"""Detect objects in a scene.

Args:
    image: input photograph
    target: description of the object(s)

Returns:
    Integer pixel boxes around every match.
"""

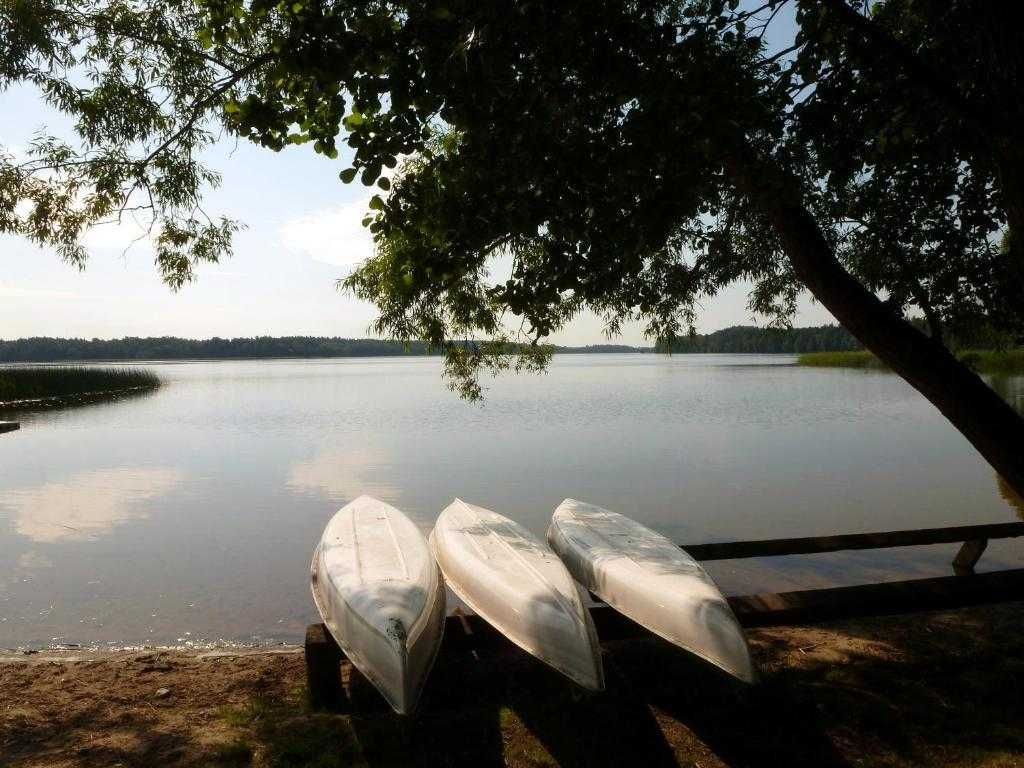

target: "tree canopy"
[1,0,247,287]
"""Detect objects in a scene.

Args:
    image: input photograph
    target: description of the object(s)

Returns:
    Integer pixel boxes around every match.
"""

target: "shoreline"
[0,384,158,412]
[4,602,1024,767]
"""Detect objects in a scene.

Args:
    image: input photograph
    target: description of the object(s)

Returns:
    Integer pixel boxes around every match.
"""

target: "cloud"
[2,467,184,543]
[278,197,376,268]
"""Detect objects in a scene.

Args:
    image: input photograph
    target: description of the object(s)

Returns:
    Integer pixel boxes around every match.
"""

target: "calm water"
[2,354,1022,649]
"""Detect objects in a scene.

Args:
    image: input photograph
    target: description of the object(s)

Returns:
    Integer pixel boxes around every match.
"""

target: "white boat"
[310,496,446,714]
[430,499,604,691]
[548,499,756,683]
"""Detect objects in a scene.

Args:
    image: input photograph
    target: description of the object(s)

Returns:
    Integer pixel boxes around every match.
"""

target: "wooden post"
[0,422,19,434]
[953,539,989,575]
[305,623,345,711]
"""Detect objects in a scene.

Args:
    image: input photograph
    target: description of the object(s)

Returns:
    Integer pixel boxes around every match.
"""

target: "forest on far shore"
[0,325,861,362]
[656,324,860,354]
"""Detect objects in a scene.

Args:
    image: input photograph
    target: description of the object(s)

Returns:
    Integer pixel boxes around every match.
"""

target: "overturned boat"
[548,498,755,683]
[311,495,446,714]
[431,498,604,691]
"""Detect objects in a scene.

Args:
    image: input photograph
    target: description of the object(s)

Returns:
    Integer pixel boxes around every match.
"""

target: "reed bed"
[796,351,886,369]
[957,349,1024,374]
[798,348,1024,374]
[0,365,160,403]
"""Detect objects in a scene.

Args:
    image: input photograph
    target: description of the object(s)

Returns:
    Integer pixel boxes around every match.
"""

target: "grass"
[204,740,255,768]
[0,365,160,403]
[216,689,363,768]
[798,348,1024,373]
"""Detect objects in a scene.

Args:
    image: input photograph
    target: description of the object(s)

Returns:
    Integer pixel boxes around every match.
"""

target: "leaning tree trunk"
[729,151,1024,500]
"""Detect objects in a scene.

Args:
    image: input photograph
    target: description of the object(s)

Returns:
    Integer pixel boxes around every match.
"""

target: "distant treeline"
[0,328,861,362]
[657,324,860,354]
[0,336,651,362]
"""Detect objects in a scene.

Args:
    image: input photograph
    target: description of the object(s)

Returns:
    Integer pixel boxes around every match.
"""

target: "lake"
[2,354,1022,649]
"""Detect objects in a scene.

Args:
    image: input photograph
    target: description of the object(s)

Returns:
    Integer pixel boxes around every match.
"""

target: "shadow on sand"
[8,604,1023,767]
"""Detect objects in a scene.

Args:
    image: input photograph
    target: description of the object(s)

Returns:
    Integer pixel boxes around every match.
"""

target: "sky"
[0,8,835,345]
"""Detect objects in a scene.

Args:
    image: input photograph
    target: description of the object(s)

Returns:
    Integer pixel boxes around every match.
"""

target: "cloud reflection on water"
[286,446,397,504]
[2,467,184,543]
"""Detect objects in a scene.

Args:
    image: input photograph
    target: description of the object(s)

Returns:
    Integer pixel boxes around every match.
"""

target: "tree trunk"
[729,150,1024,499]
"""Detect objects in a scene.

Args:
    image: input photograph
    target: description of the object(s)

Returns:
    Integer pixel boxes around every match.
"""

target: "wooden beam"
[727,568,1024,627]
[952,539,990,575]
[305,623,345,711]
[681,522,1024,561]
[0,421,19,434]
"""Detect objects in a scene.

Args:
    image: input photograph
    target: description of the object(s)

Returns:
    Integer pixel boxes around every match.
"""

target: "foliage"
[196,0,1021,399]
[788,0,1023,345]
[0,365,159,402]
[0,0,252,286]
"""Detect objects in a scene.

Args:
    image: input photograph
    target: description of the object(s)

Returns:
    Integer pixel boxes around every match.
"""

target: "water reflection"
[286,447,397,505]
[17,551,54,569]
[2,467,183,543]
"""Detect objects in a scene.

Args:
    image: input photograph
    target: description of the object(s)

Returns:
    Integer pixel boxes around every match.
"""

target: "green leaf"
[368,195,384,210]
[377,177,391,191]
[339,168,357,183]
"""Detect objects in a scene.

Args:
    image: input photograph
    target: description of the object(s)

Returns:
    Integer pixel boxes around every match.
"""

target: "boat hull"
[430,499,604,691]
[311,496,446,714]
[548,498,755,684]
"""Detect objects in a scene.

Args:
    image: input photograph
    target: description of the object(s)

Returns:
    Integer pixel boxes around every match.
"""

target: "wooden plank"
[728,568,1024,627]
[304,623,346,711]
[681,522,1024,561]
[0,421,19,434]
